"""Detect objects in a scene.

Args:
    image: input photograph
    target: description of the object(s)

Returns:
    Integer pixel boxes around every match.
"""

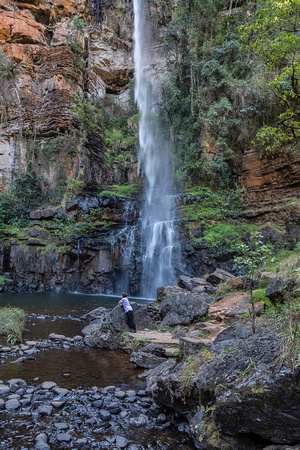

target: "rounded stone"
[99,409,111,421]
[0,386,10,396]
[57,433,72,442]
[115,435,129,448]
[5,399,21,410]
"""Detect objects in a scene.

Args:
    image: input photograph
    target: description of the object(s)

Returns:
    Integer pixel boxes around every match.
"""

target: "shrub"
[0,307,25,343]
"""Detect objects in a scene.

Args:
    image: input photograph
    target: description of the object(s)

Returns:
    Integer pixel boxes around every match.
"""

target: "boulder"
[177,275,216,294]
[29,209,55,220]
[265,278,296,305]
[144,324,300,447]
[158,288,210,327]
[84,302,161,349]
[130,345,167,369]
[206,269,234,286]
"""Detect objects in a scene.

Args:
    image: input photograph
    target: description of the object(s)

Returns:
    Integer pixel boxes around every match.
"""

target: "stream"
[0,293,195,449]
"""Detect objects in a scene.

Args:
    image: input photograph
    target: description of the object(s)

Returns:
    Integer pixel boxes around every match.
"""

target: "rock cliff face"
[0,0,134,186]
[240,148,300,208]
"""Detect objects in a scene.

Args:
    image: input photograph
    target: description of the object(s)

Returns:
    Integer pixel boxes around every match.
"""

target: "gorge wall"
[0,0,299,294]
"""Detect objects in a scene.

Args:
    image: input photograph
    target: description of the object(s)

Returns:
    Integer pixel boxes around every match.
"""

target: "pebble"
[57,432,72,442]
[0,370,191,449]
[0,385,10,395]
[99,409,111,421]
[115,435,129,448]
[115,390,126,400]
[38,404,53,416]
[54,422,69,430]
[53,387,69,396]
[41,381,57,390]
[5,399,21,410]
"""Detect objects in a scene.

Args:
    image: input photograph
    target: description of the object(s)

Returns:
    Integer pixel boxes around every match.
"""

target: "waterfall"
[133,0,180,298]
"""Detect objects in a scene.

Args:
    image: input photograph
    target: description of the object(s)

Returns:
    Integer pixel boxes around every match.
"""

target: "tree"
[234,231,273,333]
[240,0,300,153]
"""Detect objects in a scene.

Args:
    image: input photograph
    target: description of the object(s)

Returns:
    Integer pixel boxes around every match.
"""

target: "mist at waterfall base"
[132,0,181,298]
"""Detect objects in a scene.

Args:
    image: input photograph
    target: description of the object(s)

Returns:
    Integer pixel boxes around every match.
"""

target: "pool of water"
[0,292,148,389]
[0,292,149,317]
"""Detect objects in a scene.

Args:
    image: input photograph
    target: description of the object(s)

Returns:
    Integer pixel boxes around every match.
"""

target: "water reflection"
[0,293,147,389]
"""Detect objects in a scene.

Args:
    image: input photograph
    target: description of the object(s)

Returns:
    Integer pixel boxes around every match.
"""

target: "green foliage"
[240,0,300,153]
[0,171,48,227]
[252,288,268,304]
[0,307,25,343]
[99,184,139,199]
[0,52,15,79]
[160,0,263,186]
[237,357,256,378]
[235,231,274,333]
[266,298,300,371]
[0,275,12,286]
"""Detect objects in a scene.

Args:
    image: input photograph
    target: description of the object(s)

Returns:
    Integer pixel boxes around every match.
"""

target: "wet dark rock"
[158,287,210,327]
[156,413,167,424]
[0,398,5,409]
[265,278,296,305]
[130,350,167,369]
[206,268,234,286]
[29,209,55,220]
[81,307,111,321]
[99,409,111,421]
[93,399,103,408]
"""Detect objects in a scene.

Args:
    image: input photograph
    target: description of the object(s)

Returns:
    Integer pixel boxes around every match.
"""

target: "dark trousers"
[125,310,136,332]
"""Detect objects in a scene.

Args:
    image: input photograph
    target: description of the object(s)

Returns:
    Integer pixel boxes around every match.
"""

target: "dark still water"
[0,293,149,389]
[0,292,148,317]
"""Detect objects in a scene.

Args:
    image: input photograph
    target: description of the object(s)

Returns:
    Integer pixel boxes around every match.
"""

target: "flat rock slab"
[41,381,57,390]
[53,387,69,396]
[129,331,179,347]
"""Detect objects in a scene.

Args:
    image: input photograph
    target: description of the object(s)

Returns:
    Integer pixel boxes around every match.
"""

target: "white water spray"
[133,0,180,297]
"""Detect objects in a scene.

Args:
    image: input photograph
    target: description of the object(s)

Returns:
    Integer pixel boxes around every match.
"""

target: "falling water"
[133,0,180,297]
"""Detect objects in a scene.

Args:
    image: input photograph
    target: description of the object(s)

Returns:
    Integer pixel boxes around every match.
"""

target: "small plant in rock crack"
[237,358,256,377]
[200,404,216,415]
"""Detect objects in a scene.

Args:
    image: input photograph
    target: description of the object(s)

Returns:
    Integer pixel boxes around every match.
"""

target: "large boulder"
[265,278,296,305]
[177,275,216,294]
[158,287,210,328]
[130,344,168,369]
[144,323,300,448]
[84,302,161,349]
[206,268,234,286]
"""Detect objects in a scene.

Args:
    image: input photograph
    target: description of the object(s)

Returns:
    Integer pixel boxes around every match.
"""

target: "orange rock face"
[0,0,134,186]
[239,148,300,208]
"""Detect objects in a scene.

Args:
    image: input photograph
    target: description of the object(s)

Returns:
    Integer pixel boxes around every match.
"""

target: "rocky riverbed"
[0,377,194,449]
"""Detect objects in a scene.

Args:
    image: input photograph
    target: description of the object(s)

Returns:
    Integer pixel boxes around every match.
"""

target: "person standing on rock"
[119,292,136,333]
